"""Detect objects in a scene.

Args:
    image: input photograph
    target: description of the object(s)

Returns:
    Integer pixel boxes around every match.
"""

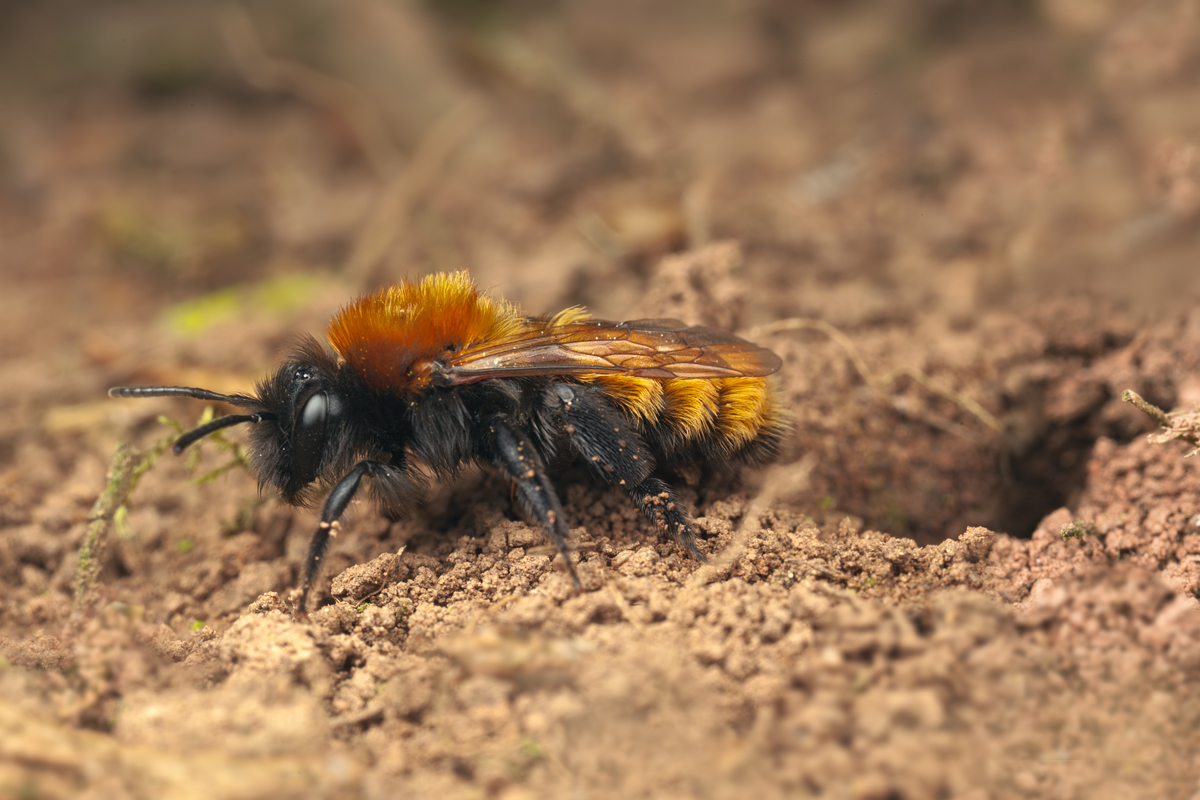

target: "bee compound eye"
[292,390,329,482]
[300,391,327,431]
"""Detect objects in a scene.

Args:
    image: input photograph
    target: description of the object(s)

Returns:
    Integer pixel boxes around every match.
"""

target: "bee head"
[109,336,355,505]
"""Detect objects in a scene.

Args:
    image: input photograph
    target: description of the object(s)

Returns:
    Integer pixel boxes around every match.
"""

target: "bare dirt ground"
[4,2,1200,798]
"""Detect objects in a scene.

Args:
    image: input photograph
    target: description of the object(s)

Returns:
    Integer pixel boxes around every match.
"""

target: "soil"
[4,2,1200,798]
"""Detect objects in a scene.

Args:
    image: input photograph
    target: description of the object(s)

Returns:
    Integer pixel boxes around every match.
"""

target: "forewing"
[440,318,782,384]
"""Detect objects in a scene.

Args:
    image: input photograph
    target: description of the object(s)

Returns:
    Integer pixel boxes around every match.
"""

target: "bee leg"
[298,459,391,613]
[627,477,706,563]
[546,383,706,562]
[487,417,582,588]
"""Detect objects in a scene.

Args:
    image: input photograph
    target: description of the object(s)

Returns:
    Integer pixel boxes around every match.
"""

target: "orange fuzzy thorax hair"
[326,272,525,395]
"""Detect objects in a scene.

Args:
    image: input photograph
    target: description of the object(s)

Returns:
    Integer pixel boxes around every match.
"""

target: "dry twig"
[605,580,649,635]
[475,31,661,161]
[343,97,485,283]
[686,454,818,590]
[220,6,401,176]
[746,317,1004,437]
[1123,389,1200,455]
[220,6,486,286]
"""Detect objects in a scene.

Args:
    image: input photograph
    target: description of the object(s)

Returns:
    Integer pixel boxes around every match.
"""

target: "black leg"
[545,383,706,561]
[628,477,706,562]
[486,417,581,587]
[298,459,399,612]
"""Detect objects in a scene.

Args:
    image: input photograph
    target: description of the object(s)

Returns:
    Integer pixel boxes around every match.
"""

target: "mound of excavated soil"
[4,3,1200,798]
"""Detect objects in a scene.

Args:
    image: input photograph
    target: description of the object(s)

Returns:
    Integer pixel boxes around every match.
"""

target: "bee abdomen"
[582,374,785,462]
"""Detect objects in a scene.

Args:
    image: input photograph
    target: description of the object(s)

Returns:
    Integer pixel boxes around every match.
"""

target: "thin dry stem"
[747,317,1004,436]
[343,97,485,283]
[350,546,407,607]
[477,31,662,160]
[606,580,650,635]
[1123,389,1200,454]
[683,175,715,248]
[220,6,401,176]
[1121,389,1171,428]
[686,454,818,590]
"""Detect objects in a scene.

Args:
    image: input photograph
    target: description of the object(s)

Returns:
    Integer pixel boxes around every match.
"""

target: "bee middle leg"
[544,383,706,562]
[485,417,582,587]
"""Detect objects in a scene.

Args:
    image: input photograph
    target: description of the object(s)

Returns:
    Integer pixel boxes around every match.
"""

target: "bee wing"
[440,318,782,384]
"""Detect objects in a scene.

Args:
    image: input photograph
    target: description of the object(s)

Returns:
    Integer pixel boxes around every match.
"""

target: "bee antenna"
[108,386,272,453]
[172,411,278,454]
[108,386,252,405]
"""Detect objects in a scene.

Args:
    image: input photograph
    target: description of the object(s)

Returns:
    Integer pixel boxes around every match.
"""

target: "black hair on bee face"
[243,335,370,503]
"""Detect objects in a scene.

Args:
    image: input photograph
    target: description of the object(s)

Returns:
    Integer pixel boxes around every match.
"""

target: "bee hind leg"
[486,417,582,588]
[627,477,706,563]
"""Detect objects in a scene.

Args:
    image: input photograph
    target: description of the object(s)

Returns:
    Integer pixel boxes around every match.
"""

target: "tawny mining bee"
[111,272,786,609]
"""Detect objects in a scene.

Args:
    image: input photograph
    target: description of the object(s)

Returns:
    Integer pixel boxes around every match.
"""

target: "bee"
[110,272,786,610]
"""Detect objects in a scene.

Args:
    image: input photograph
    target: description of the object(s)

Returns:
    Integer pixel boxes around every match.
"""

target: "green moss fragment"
[1060,519,1095,542]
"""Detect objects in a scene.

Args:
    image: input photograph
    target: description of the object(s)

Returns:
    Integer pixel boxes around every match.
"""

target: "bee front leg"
[485,417,582,588]
[298,459,399,613]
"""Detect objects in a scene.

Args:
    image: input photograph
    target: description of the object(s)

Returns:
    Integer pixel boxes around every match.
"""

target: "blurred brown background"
[4,3,1200,797]
[4,0,1198,326]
